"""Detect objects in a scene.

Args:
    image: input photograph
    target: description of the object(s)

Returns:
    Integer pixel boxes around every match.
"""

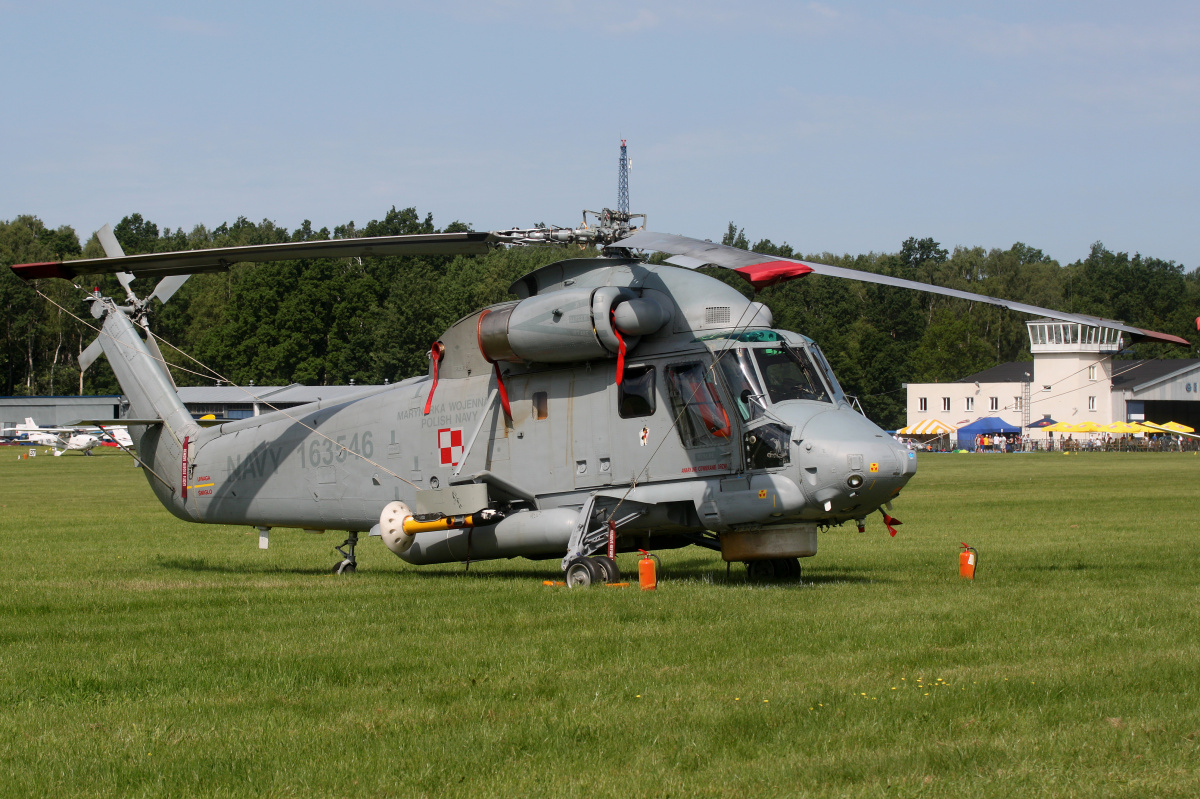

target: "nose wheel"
[745,557,801,582]
[333,531,359,575]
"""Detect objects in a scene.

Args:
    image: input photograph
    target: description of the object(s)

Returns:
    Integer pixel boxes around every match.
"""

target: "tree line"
[2,210,1196,429]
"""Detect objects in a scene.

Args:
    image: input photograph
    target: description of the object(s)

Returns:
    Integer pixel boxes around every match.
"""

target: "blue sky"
[2,1,1197,266]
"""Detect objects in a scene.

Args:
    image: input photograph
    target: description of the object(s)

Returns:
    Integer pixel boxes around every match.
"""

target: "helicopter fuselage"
[137,258,915,567]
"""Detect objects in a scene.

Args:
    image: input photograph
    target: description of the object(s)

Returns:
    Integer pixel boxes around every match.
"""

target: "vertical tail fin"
[94,298,197,443]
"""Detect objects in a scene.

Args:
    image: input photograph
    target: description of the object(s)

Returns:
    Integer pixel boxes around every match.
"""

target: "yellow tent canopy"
[896,419,957,435]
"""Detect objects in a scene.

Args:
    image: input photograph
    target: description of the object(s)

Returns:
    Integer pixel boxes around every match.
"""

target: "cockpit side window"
[753,346,831,403]
[717,349,766,422]
[665,362,732,448]
[809,343,845,401]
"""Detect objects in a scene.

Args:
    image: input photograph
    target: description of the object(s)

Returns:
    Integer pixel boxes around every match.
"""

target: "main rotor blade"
[95,223,137,301]
[11,231,502,282]
[615,230,1190,347]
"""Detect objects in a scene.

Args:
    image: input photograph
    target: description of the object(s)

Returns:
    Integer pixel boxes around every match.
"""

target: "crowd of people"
[897,432,1197,453]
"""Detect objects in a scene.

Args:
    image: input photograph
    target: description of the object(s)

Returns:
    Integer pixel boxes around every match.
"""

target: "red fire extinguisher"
[638,549,659,591]
[959,543,978,579]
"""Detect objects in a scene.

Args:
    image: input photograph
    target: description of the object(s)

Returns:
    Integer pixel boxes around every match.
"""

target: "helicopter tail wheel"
[593,555,620,583]
[333,531,359,575]
[565,558,602,588]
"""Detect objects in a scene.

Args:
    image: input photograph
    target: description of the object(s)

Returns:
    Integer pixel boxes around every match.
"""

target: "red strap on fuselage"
[493,362,512,419]
[611,308,626,385]
[423,342,444,415]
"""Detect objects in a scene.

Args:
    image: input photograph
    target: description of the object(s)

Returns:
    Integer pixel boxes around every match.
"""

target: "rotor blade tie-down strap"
[493,362,512,419]
[424,341,445,415]
[611,308,626,385]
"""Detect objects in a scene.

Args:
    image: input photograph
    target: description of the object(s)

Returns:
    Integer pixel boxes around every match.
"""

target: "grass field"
[1,448,1198,798]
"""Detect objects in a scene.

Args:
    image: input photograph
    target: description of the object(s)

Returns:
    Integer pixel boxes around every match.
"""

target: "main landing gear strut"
[334,532,358,575]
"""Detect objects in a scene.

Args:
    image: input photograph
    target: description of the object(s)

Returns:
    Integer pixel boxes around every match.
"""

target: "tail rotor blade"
[150,274,190,305]
[96,224,138,301]
[79,337,104,372]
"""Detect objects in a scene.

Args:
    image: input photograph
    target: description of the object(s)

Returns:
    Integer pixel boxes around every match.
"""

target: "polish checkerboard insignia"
[438,427,464,466]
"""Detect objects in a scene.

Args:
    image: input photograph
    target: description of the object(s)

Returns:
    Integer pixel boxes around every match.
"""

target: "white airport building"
[905,320,1200,435]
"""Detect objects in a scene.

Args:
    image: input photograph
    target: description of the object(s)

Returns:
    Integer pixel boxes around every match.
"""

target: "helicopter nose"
[790,408,916,520]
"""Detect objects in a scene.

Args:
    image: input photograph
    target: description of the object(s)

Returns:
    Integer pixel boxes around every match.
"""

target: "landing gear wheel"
[778,557,802,580]
[333,532,359,575]
[593,556,620,583]
[745,560,777,582]
[565,558,602,588]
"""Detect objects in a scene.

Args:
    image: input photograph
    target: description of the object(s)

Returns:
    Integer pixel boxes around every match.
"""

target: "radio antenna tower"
[618,139,630,215]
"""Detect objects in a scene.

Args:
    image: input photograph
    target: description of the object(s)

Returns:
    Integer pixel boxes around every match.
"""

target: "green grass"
[1,448,1199,798]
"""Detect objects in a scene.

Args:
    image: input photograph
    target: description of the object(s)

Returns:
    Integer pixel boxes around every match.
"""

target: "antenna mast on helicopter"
[491,140,645,248]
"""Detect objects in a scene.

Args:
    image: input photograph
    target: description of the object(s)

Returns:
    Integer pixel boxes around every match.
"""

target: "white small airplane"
[8,417,133,456]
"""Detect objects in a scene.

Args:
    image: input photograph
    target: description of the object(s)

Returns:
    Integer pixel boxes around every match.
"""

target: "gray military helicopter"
[12,213,1188,584]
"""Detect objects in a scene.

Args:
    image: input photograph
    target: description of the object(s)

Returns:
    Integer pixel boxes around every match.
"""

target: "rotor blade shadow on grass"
[154,556,332,576]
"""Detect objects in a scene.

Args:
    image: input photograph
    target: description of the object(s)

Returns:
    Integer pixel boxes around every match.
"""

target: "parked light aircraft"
[11,215,1188,583]
[6,417,133,455]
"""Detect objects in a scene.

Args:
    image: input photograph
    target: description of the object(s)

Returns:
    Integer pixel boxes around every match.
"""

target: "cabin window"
[532,391,549,420]
[618,366,656,418]
[666,362,731,448]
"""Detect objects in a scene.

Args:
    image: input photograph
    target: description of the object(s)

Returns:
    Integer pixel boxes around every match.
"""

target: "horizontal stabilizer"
[68,419,161,427]
[617,230,1190,346]
[69,417,223,427]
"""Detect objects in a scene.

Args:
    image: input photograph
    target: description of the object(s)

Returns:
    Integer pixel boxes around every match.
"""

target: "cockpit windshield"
[752,344,831,404]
